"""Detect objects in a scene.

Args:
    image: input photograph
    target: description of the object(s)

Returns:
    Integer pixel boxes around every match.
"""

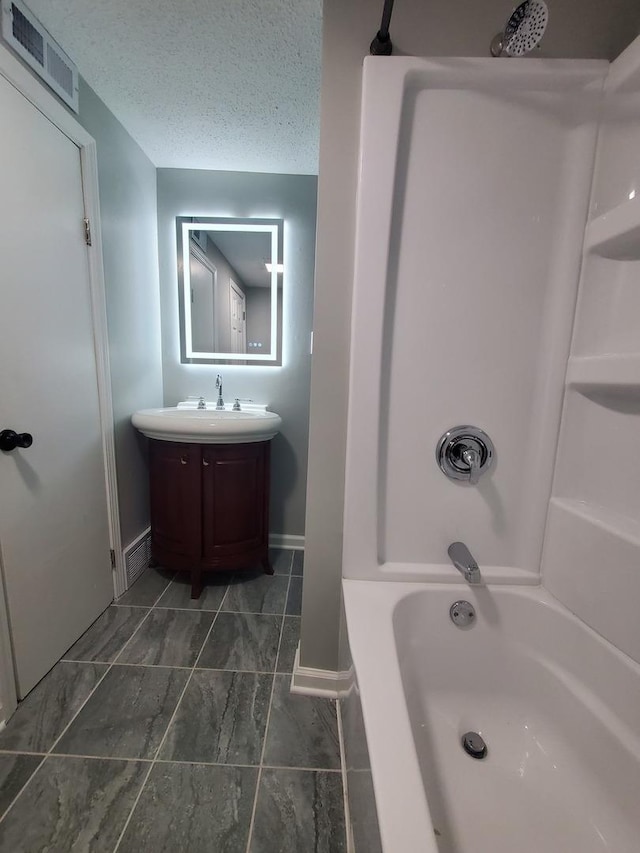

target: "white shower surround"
[341,39,640,853]
[343,56,606,583]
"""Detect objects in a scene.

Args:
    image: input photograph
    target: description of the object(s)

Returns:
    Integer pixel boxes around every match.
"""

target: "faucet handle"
[232,398,254,411]
[436,426,494,485]
[462,446,481,485]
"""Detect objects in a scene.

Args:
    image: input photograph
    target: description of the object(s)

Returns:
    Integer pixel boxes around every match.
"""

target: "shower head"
[490,0,549,58]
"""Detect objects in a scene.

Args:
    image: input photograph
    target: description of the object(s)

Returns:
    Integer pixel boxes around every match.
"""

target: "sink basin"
[132,407,282,444]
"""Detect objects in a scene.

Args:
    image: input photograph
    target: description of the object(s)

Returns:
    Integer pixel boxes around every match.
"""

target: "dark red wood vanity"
[148,439,273,598]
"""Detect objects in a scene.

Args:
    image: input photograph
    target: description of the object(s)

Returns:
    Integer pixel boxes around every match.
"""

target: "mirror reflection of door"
[229,278,246,353]
[189,243,217,352]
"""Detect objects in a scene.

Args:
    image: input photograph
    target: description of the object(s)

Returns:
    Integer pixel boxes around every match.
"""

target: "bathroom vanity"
[132,404,282,598]
[149,439,271,597]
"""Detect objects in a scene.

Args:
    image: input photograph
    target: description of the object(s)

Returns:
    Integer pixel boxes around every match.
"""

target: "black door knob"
[0,430,33,452]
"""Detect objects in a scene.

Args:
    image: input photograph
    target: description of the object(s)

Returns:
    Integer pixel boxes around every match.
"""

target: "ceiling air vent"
[1,0,78,112]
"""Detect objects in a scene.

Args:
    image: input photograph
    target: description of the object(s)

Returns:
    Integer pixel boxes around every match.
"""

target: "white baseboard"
[269,533,305,550]
[290,645,354,698]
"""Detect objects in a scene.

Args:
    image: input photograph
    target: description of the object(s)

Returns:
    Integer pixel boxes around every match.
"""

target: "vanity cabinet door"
[201,442,269,560]
[149,440,201,561]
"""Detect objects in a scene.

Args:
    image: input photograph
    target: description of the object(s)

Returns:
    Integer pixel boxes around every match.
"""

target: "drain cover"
[450,600,475,627]
[462,731,487,759]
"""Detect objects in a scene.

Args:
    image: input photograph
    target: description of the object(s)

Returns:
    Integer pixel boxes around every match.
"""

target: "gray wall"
[157,169,317,536]
[77,78,163,549]
[300,0,640,672]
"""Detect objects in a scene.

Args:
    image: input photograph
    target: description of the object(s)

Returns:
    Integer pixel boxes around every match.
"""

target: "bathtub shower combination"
[340,35,640,853]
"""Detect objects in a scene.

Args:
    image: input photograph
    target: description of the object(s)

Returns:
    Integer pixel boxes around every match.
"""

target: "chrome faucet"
[215,374,224,410]
[448,542,482,585]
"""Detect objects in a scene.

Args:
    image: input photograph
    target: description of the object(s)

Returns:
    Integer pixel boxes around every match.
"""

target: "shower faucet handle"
[436,426,495,485]
[462,446,481,485]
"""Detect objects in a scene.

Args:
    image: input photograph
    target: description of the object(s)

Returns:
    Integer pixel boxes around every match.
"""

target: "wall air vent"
[1,0,79,112]
[123,528,152,589]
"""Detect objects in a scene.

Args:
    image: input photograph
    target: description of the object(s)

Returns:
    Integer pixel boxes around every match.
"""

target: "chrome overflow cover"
[436,425,494,484]
[450,600,475,627]
[462,731,487,759]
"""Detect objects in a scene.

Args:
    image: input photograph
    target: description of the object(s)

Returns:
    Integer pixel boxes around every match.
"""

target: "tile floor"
[0,550,348,852]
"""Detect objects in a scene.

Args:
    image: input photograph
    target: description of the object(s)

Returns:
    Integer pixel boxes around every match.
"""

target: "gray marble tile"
[250,768,346,853]
[0,753,42,815]
[53,665,189,759]
[269,548,293,575]
[159,670,272,765]
[63,606,149,662]
[116,608,214,667]
[222,574,289,615]
[197,613,282,672]
[0,756,147,852]
[0,662,108,753]
[285,576,303,616]
[263,675,340,769]
[291,550,305,576]
[115,568,174,606]
[118,763,257,853]
[348,769,383,853]
[276,617,300,674]
[155,574,231,611]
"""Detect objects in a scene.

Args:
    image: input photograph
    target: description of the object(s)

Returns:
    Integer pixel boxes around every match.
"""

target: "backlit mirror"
[177,217,283,366]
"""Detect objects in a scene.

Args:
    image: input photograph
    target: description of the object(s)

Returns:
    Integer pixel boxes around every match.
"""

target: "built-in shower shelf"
[566,353,640,390]
[550,498,640,547]
[585,195,640,260]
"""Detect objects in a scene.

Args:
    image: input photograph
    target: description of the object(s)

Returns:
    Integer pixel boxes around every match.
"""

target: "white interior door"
[0,73,113,698]
[189,246,217,352]
[229,279,246,353]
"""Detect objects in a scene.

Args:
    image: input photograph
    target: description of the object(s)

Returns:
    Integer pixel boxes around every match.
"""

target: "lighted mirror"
[177,217,283,366]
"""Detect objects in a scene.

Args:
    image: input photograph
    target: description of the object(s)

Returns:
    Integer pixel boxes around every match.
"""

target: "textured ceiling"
[26,0,322,174]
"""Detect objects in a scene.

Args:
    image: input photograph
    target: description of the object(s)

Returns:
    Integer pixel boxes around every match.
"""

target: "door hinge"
[110,549,116,569]
[83,218,92,247]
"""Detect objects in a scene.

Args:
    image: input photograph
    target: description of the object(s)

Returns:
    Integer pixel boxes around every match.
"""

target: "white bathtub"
[342,580,640,853]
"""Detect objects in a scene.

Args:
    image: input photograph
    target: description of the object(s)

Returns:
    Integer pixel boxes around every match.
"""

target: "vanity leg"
[262,555,274,576]
[190,567,203,599]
